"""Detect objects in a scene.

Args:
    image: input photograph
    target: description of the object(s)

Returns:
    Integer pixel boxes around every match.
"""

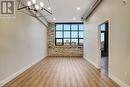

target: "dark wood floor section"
[3,57,119,87]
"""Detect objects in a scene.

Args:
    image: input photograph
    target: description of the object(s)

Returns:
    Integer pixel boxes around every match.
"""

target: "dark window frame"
[55,23,84,46]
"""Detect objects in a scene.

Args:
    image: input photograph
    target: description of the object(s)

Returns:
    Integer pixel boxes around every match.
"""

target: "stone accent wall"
[48,23,83,57]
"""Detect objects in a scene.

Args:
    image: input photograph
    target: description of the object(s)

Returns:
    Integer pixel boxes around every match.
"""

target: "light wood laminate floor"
[3,57,120,87]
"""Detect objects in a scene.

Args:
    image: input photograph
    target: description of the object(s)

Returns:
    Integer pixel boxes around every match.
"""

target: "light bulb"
[40,2,44,7]
[48,7,51,10]
[27,1,31,6]
[32,0,36,4]
[53,17,56,20]
[35,5,39,10]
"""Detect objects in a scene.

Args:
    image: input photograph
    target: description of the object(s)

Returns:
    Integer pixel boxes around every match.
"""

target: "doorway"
[99,21,109,73]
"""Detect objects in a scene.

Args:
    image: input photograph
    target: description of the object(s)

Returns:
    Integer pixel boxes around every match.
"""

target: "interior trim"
[81,0,103,20]
[84,57,130,87]
[109,74,130,87]
[0,56,47,87]
[84,56,100,69]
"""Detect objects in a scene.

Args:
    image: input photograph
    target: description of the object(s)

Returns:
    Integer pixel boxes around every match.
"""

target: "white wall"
[84,0,130,86]
[0,7,48,83]
[84,22,99,68]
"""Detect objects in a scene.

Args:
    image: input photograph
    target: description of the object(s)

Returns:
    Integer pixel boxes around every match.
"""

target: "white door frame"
[97,19,111,75]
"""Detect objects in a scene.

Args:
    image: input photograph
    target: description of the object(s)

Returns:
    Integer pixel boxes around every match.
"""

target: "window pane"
[55,23,84,46]
[79,24,84,30]
[101,33,105,42]
[56,39,62,45]
[79,31,83,38]
[64,24,70,30]
[71,39,78,45]
[64,31,70,38]
[101,33,105,51]
[64,39,70,45]
[71,24,78,30]
[56,31,63,38]
[71,31,78,38]
[79,39,83,45]
[100,24,105,31]
[56,24,62,30]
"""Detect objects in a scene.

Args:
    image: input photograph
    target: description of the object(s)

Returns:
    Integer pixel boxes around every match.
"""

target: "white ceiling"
[19,0,96,22]
[47,0,95,22]
[44,0,96,22]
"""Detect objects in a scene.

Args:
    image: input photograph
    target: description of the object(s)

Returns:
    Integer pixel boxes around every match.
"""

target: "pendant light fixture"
[17,0,52,17]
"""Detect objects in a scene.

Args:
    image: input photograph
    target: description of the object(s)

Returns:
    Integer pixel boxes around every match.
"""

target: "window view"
[55,23,84,46]
[100,24,106,51]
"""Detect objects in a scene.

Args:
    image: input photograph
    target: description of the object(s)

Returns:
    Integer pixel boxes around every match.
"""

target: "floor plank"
[3,57,120,87]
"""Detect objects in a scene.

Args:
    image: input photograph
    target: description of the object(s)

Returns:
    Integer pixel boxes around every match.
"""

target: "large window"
[55,23,84,46]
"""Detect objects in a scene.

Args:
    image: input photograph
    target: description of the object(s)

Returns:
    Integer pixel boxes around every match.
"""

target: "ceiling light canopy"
[77,7,81,10]
[73,17,76,20]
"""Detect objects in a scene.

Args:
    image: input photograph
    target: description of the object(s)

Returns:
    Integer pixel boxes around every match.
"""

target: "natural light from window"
[55,23,84,46]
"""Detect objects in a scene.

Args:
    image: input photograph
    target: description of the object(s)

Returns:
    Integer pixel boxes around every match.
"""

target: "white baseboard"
[84,56,100,69]
[109,74,130,87]
[0,56,47,87]
[84,57,130,87]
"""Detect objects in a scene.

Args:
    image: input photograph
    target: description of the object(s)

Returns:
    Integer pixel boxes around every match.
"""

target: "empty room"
[0,0,130,87]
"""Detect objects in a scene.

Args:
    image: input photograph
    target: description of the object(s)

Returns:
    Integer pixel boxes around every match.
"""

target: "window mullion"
[70,24,71,45]
[78,24,79,45]
[62,24,64,46]
[55,23,83,46]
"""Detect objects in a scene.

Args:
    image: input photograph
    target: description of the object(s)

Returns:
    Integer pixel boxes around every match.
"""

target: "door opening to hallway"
[99,21,109,73]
